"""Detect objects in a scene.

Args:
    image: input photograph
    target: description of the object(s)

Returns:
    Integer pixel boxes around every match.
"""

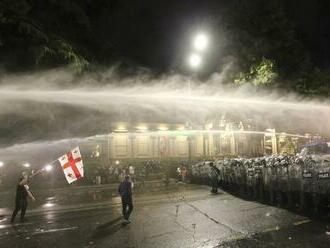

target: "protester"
[114,167,119,180]
[11,174,36,223]
[140,166,146,185]
[145,161,150,179]
[118,175,134,223]
[129,164,135,182]
[177,166,181,180]
[209,162,220,194]
[181,166,188,182]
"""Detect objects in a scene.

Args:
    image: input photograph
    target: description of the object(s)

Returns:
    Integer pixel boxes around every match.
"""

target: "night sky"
[85,0,330,73]
[2,0,330,74]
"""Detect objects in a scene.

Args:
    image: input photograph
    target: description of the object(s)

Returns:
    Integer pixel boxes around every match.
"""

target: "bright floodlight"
[115,160,120,165]
[0,161,4,167]
[194,33,208,51]
[44,164,53,172]
[22,162,30,168]
[189,54,202,68]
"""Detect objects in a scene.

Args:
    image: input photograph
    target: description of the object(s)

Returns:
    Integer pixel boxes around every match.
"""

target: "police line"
[190,155,330,214]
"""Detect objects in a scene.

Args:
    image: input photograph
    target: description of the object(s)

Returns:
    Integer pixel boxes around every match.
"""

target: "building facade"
[83,121,314,163]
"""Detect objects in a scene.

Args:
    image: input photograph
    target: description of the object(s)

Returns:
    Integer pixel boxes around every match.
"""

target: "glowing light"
[193,33,208,51]
[22,163,30,168]
[43,202,55,208]
[115,160,120,165]
[0,161,4,168]
[158,125,169,131]
[176,125,185,131]
[44,164,53,172]
[115,125,127,132]
[188,54,202,68]
[136,125,148,131]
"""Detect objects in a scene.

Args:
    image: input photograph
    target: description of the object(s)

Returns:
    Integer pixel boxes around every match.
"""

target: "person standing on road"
[129,164,135,182]
[209,162,220,194]
[176,166,181,181]
[181,166,188,182]
[118,175,134,223]
[11,174,36,223]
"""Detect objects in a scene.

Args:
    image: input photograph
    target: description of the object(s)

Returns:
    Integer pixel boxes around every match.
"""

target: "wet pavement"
[0,180,177,210]
[0,184,330,248]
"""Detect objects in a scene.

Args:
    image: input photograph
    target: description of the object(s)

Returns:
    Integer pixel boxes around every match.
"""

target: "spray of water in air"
[0,67,329,162]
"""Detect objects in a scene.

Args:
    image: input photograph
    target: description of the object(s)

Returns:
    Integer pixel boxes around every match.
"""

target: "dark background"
[1,0,330,79]
[1,0,330,147]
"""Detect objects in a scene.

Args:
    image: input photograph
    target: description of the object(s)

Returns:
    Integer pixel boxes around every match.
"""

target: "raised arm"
[19,178,28,186]
[29,169,44,179]
[24,185,36,201]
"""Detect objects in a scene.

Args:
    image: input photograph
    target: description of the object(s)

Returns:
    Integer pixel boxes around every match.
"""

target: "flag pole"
[29,159,59,179]
[29,146,82,183]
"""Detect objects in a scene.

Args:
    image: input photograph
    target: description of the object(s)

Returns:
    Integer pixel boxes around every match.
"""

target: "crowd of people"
[191,154,330,215]
[92,160,165,184]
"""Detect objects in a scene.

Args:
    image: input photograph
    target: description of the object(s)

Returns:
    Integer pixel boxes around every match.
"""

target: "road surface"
[0,184,329,247]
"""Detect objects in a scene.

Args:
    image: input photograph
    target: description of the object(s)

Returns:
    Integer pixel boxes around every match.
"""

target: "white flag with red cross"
[58,147,84,184]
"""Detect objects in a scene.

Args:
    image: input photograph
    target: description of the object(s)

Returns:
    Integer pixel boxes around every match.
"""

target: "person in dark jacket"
[209,162,220,194]
[118,175,133,223]
[11,174,36,223]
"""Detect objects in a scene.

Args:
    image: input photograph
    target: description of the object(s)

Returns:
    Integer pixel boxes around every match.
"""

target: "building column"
[203,134,208,157]
[108,133,115,162]
[150,136,157,158]
[272,135,278,155]
[230,133,236,155]
[129,134,136,158]
[187,136,193,161]
[170,136,176,157]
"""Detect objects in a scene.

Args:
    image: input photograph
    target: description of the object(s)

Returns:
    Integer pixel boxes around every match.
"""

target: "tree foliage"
[234,58,278,86]
[0,0,329,96]
[215,0,330,95]
[36,39,88,73]
[0,0,89,72]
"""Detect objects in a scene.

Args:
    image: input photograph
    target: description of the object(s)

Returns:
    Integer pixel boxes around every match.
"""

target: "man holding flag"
[11,174,36,223]
[10,147,84,224]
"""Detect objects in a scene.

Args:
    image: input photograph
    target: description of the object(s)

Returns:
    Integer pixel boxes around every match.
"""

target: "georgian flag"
[58,147,84,184]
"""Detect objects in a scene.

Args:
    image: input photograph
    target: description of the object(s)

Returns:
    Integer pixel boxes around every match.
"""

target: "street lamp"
[193,33,208,51]
[188,54,202,68]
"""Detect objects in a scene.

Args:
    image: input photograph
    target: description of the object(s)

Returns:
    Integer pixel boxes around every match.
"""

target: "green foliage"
[0,0,329,96]
[37,39,89,73]
[234,58,278,86]
[221,0,309,88]
[0,0,89,72]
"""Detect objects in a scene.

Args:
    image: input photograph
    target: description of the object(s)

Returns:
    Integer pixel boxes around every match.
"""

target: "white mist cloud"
[0,67,329,150]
